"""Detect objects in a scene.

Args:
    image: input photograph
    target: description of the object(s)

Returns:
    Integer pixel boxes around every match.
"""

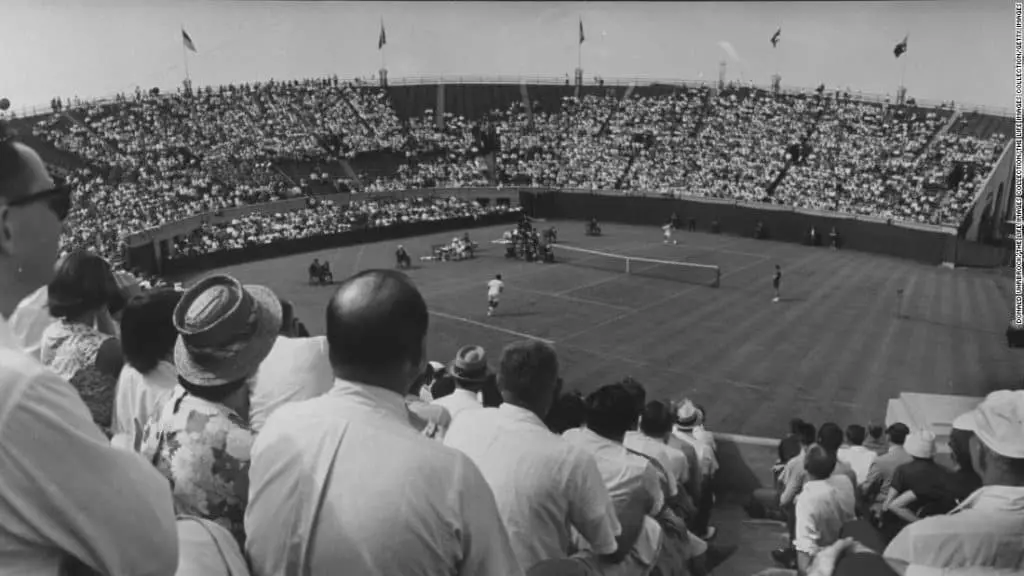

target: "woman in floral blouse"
[141,274,281,546]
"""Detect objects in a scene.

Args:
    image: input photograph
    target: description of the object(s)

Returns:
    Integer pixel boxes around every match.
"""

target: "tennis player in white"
[487,274,504,317]
[663,222,677,245]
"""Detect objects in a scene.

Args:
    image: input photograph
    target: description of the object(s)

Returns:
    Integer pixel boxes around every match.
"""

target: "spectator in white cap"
[141,274,281,547]
[669,399,717,541]
[883,430,961,533]
[432,345,490,422]
[883,390,1024,572]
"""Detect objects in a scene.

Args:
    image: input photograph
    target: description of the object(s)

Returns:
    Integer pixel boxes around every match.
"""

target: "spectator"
[0,135,178,574]
[40,250,124,437]
[794,445,857,573]
[142,274,277,546]
[946,416,984,502]
[860,423,913,528]
[432,344,490,421]
[545,387,587,434]
[779,418,807,467]
[249,298,334,432]
[883,430,961,533]
[444,340,622,572]
[406,360,452,441]
[837,424,877,485]
[864,424,888,456]
[113,288,181,443]
[245,270,522,576]
[563,383,666,576]
[882,390,1024,572]
[8,284,52,358]
[774,420,819,568]
[671,399,717,541]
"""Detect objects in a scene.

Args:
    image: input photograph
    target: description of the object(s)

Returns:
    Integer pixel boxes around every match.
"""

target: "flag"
[579,18,585,45]
[770,28,781,48]
[181,29,197,53]
[894,35,908,58]
[378,21,386,50]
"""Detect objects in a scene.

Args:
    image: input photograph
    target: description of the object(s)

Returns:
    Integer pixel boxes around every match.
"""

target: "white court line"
[431,310,556,345]
[512,284,633,311]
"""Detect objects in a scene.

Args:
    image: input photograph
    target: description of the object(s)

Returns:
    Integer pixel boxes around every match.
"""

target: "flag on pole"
[894,35,908,58]
[378,21,387,50]
[770,28,781,48]
[579,18,585,45]
[182,29,197,52]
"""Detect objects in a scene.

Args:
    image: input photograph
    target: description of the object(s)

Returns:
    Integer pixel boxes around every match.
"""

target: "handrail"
[4,75,1013,120]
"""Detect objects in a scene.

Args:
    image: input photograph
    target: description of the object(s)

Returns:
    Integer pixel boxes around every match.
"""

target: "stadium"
[0,2,1021,576]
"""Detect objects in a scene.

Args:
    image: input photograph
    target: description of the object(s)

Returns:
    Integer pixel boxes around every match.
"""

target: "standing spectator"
[444,340,621,572]
[883,390,1024,572]
[142,275,278,546]
[838,424,877,485]
[245,270,522,576]
[793,445,857,573]
[432,345,490,421]
[860,423,913,526]
[0,135,178,574]
[113,289,181,443]
[249,298,334,432]
[40,250,124,437]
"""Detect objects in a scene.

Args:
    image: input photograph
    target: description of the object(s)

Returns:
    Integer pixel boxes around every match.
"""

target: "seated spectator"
[794,445,857,573]
[837,424,877,485]
[864,424,888,456]
[773,420,818,568]
[882,390,1024,572]
[860,422,912,527]
[946,416,984,503]
[432,345,489,421]
[245,270,521,576]
[141,274,279,546]
[671,400,717,541]
[112,288,181,443]
[249,298,334,433]
[8,284,52,358]
[406,361,452,441]
[883,430,961,533]
[544,387,586,434]
[563,384,666,576]
[174,516,250,576]
[0,135,178,574]
[445,340,622,572]
[40,250,125,437]
[779,418,807,469]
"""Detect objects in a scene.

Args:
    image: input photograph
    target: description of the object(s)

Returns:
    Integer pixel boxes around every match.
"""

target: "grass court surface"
[194,221,1023,438]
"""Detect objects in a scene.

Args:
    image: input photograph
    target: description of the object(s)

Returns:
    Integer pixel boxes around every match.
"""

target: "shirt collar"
[497,403,547,429]
[950,485,1024,515]
[889,445,907,457]
[328,377,410,425]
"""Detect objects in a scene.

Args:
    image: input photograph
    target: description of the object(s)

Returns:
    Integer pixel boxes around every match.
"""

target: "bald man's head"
[326,269,429,379]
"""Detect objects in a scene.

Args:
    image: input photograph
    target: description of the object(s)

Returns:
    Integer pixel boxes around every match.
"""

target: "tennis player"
[663,222,677,245]
[487,274,505,317]
[772,265,782,303]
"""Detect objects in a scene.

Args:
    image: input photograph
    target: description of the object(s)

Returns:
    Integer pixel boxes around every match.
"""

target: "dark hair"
[949,428,976,474]
[804,444,837,480]
[868,424,884,440]
[120,289,182,375]
[177,375,247,404]
[480,374,503,408]
[619,377,646,428]
[789,418,805,434]
[817,422,844,453]
[431,373,455,399]
[796,421,817,446]
[886,422,910,445]
[585,384,636,439]
[279,298,296,335]
[545,389,586,434]
[497,340,559,409]
[845,424,866,446]
[640,401,674,437]
[48,250,119,319]
[326,270,428,372]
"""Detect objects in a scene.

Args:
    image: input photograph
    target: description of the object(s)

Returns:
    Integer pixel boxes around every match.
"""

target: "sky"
[1,0,1014,115]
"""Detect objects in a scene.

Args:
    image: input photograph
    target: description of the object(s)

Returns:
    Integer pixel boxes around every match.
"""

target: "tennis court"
[198,220,1024,438]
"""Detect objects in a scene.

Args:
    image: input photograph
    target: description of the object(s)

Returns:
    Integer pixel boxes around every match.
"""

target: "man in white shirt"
[793,444,856,573]
[445,340,621,571]
[432,344,489,421]
[837,424,877,486]
[249,299,334,432]
[246,270,522,576]
[487,273,504,317]
[0,136,179,574]
[671,400,717,541]
[564,384,667,576]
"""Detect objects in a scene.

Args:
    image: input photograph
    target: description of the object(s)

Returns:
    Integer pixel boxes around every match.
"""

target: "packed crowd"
[171,196,519,258]
[2,138,1022,576]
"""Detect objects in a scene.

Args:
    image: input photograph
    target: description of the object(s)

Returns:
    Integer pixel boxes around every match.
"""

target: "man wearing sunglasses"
[0,134,179,575]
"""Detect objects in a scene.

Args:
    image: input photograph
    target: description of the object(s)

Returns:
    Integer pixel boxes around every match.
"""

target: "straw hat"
[675,400,700,429]
[447,345,491,385]
[173,275,282,387]
[904,430,937,459]
[952,390,1024,459]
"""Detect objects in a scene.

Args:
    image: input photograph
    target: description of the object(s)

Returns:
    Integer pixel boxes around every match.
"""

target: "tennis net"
[552,244,721,288]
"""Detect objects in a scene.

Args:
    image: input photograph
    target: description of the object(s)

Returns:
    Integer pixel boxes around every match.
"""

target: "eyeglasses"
[4,182,72,221]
